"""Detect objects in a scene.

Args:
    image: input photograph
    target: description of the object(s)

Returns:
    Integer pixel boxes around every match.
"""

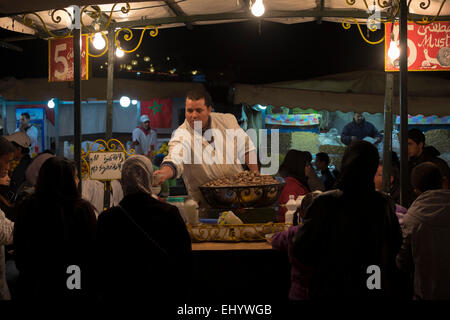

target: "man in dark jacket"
[341,112,382,145]
[407,128,450,206]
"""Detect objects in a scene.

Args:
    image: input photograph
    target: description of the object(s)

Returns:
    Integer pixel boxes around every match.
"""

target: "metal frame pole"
[73,6,82,192]
[382,72,394,193]
[54,98,60,155]
[399,0,409,206]
[106,27,115,141]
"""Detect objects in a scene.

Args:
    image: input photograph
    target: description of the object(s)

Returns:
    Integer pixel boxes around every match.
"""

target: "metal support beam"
[316,0,325,24]
[399,0,409,207]
[0,41,23,52]
[73,6,82,193]
[54,98,60,156]
[106,27,115,141]
[382,72,394,193]
[113,9,395,29]
[164,0,193,30]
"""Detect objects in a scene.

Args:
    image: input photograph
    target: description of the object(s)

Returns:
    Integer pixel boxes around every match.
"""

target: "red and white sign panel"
[48,35,89,82]
[385,22,450,71]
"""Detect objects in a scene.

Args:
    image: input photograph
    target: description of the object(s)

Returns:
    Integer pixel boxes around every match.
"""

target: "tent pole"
[106,26,115,141]
[382,72,394,193]
[399,0,409,207]
[73,6,82,192]
[54,98,60,156]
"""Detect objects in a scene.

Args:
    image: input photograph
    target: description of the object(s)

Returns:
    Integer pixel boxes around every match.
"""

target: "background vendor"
[341,112,382,145]
[154,89,258,208]
[131,115,157,157]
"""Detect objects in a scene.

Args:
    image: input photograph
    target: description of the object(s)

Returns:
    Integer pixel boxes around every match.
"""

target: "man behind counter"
[341,112,382,145]
[154,89,258,206]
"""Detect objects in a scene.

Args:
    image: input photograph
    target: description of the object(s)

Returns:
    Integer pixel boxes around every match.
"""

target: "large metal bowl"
[199,177,285,209]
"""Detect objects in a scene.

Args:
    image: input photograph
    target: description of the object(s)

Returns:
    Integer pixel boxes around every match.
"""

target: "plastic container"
[184,197,199,225]
[166,197,186,222]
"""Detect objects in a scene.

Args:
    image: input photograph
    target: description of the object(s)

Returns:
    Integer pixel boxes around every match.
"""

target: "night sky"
[0,20,396,102]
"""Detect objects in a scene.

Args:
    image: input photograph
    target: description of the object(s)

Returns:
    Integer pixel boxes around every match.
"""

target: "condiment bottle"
[285,195,297,225]
[184,197,199,226]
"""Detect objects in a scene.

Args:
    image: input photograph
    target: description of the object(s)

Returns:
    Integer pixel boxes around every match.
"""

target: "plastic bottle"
[184,197,199,226]
[285,195,297,225]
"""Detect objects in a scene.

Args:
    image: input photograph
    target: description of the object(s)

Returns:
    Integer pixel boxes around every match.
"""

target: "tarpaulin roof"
[1,1,449,36]
[0,77,204,101]
[233,70,450,116]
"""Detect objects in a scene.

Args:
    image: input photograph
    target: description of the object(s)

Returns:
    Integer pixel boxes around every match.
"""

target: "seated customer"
[396,162,450,300]
[314,152,337,191]
[277,150,311,222]
[304,151,325,192]
[96,155,192,302]
[14,157,97,300]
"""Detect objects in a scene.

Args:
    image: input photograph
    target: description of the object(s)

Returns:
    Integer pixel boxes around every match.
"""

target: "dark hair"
[304,151,312,163]
[186,89,213,108]
[35,157,79,204]
[279,150,310,190]
[21,112,31,120]
[0,137,15,157]
[316,152,330,166]
[336,141,379,192]
[411,162,442,193]
[408,128,425,146]
[11,142,29,155]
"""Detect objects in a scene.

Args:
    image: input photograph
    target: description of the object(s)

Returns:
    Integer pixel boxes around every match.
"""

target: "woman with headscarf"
[292,141,403,299]
[277,150,311,222]
[96,155,192,303]
[14,157,97,300]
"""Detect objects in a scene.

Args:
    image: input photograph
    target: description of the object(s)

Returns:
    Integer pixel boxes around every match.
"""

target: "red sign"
[141,99,173,128]
[385,22,450,71]
[48,35,89,82]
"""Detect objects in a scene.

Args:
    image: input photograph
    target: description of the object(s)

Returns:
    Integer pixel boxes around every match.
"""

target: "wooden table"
[192,241,272,251]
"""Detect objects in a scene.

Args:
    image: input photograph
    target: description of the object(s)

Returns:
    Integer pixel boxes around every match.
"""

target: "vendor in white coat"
[154,89,259,207]
[131,115,157,156]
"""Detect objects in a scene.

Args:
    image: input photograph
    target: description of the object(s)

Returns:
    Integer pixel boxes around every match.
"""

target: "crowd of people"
[274,130,450,300]
[0,100,449,301]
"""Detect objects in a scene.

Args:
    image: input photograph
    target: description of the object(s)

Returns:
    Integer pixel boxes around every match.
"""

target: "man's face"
[408,138,423,158]
[142,120,150,130]
[353,113,364,124]
[315,159,326,171]
[20,115,29,127]
[0,152,14,178]
[185,98,212,129]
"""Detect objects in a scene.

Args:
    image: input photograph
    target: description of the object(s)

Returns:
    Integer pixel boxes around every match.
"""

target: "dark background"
[1,20,446,103]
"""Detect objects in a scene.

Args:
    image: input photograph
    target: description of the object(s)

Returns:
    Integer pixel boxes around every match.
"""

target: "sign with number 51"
[48,35,89,82]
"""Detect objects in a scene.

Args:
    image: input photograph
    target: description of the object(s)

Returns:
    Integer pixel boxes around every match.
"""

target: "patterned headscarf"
[121,155,154,196]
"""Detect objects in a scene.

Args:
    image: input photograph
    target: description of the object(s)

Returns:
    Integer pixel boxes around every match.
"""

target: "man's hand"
[374,137,382,144]
[153,165,174,185]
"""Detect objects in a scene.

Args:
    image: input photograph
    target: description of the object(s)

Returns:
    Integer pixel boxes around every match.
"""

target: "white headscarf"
[121,155,154,196]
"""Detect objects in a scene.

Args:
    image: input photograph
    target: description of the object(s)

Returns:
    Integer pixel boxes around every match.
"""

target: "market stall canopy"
[0,77,204,101]
[233,70,450,116]
[1,1,450,36]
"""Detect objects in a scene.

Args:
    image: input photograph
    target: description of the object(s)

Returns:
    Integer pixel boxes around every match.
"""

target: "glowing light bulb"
[251,0,265,17]
[116,48,125,58]
[92,33,106,50]
[388,40,400,60]
[120,96,131,108]
[131,100,138,105]
[47,99,55,109]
